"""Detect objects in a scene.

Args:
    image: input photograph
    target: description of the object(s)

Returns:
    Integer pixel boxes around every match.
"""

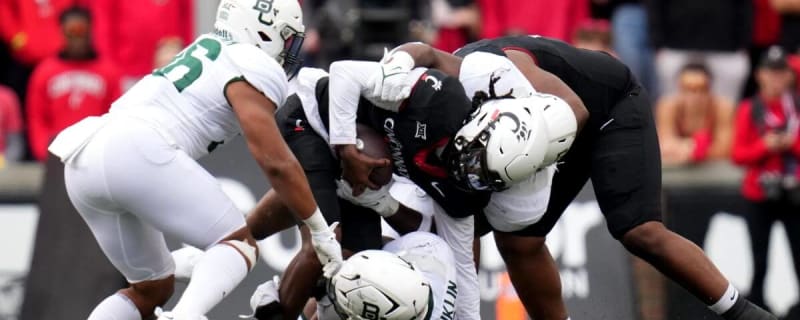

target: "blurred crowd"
[1,0,800,315]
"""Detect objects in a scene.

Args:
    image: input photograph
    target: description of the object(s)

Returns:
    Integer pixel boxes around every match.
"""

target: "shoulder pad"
[289,67,328,106]
[227,43,288,106]
[459,52,535,101]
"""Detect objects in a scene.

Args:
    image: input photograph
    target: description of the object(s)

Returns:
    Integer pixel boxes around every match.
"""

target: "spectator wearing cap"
[26,6,121,162]
[648,0,752,102]
[656,62,734,166]
[732,45,800,313]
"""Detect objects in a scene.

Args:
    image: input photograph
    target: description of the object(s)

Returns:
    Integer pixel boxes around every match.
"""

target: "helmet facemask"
[447,125,510,193]
[264,24,304,79]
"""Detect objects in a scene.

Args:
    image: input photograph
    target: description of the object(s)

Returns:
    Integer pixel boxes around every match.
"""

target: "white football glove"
[310,221,343,278]
[239,276,281,319]
[335,179,400,217]
[369,48,415,102]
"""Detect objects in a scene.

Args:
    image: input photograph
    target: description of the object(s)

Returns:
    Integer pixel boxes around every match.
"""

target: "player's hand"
[239,276,281,319]
[336,179,399,217]
[368,48,415,102]
[337,144,390,196]
[310,222,343,278]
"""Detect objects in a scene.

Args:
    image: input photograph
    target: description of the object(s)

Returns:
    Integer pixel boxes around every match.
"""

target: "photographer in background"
[732,45,800,314]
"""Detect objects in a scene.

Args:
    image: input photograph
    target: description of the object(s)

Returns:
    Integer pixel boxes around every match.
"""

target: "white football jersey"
[110,34,288,159]
[458,51,535,101]
[383,232,458,320]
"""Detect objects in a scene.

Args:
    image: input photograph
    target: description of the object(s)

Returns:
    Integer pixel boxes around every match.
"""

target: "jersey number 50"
[154,38,222,92]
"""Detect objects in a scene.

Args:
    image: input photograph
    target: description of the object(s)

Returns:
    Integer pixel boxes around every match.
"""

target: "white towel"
[48,115,110,164]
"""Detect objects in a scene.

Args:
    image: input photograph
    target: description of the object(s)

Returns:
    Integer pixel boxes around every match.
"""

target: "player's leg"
[64,131,176,320]
[488,133,594,320]
[75,207,176,320]
[101,124,257,319]
[593,86,774,319]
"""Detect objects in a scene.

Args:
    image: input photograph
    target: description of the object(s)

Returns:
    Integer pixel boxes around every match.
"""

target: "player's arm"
[388,42,464,77]
[368,43,463,102]
[328,60,390,195]
[226,79,342,271]
[503,49,589,134]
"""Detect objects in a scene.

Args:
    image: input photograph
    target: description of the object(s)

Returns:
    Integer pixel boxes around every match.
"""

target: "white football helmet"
[329,250,432,320]
[214,0,305,76]
[448,94,576,192]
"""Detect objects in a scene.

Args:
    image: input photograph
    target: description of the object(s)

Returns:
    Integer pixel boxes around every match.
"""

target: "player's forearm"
[263,159,318,221]
[392,42,463,77]
[328,61,364,146]
[384,204,424,235]
[246,190,296,240]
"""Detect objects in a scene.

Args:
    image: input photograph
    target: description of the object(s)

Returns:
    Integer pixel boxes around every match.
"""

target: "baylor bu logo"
[361,301,381,319]
[254,0,276,25]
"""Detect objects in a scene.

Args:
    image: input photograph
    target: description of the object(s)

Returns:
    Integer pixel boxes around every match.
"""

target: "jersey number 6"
[154,38,222,92]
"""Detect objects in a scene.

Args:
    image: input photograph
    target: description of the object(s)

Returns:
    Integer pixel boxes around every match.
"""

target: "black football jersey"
[316,70,491,218]
[455,35,636,116]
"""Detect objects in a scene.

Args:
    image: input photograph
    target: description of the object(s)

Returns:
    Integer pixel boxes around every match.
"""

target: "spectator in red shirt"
[90,0,193,90]
[0,0,83,67]
[26,6,121,162]
[0,85,23,167]
[732,46,800,312]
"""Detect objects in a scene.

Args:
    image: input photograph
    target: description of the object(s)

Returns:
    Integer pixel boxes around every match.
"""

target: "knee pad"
[223,239,258,271]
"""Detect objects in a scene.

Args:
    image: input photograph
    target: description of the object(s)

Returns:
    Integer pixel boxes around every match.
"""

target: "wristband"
[303,208,329,233]
[377,196,400,218]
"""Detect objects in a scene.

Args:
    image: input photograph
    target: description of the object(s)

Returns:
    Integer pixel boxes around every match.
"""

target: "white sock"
[88,293,141,320]
[709,283,739,315]
[171,244,249,317]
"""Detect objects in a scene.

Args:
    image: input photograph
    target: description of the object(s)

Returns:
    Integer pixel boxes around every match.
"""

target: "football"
[356,123,393,186]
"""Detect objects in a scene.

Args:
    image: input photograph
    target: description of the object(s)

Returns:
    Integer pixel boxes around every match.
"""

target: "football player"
[361,36,777,320]
[328,58,582,320]
[46,1,343,319]
[325,231,458,320]
[245,64,474,319]
[241,173,456,320]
